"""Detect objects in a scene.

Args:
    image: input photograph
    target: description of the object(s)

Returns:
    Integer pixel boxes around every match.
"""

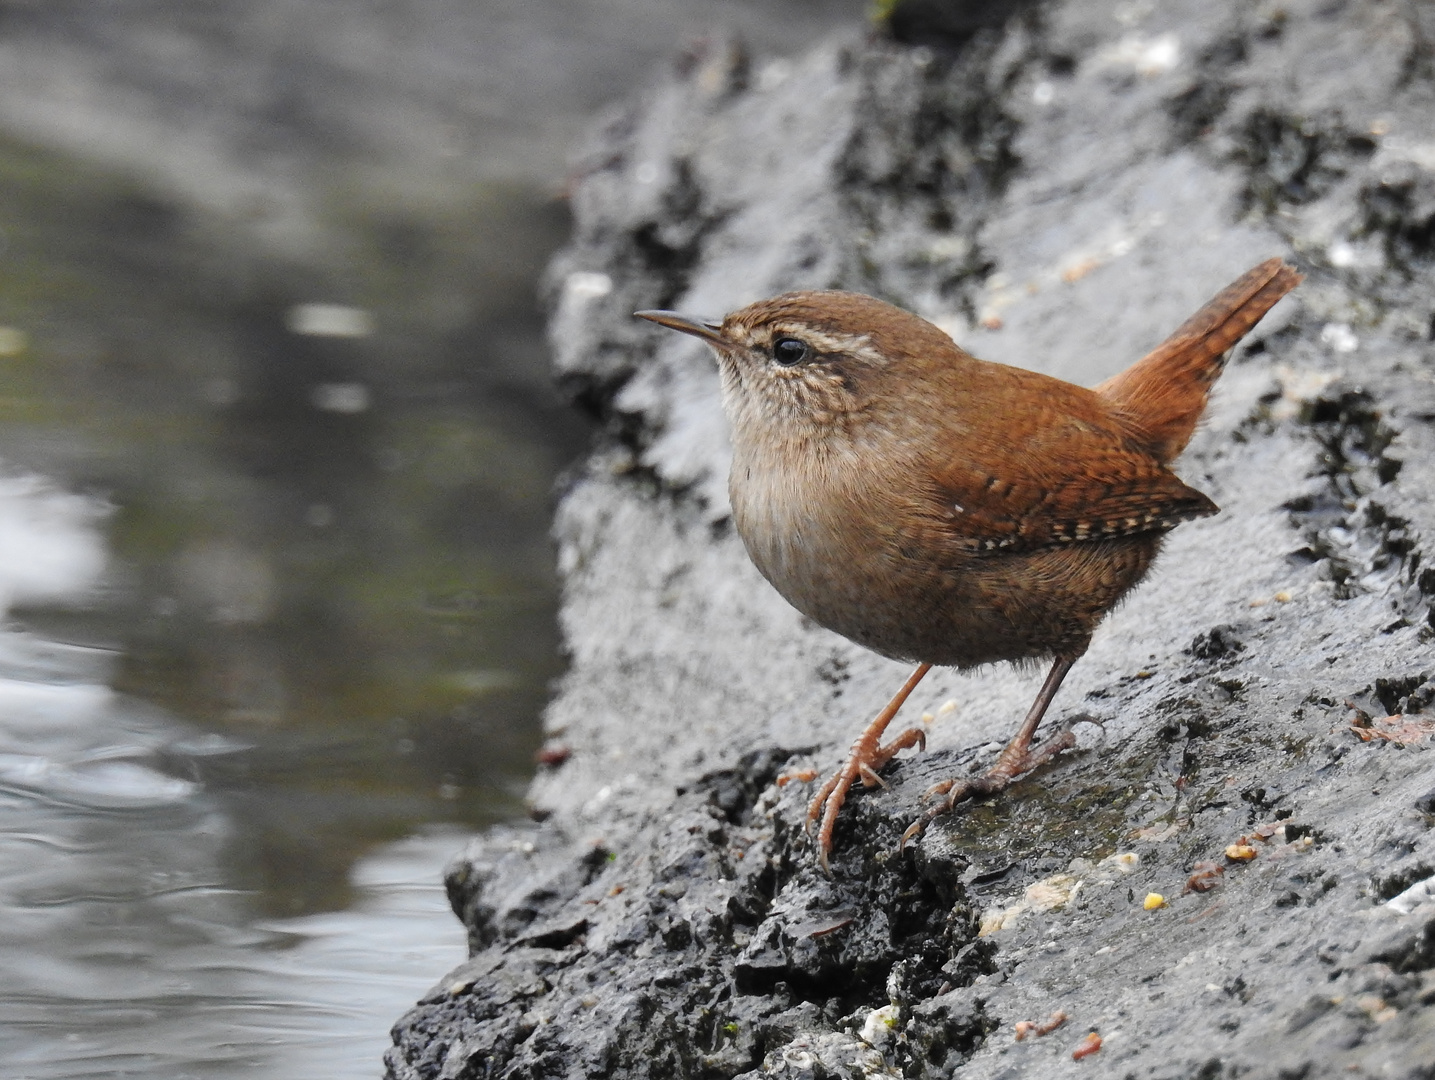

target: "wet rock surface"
[387,1,1435,1076]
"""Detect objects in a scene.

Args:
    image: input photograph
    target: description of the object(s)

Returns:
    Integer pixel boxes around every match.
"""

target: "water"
[0,1,863,1075]
[0,149,570,1077]
[0,475,469,1079]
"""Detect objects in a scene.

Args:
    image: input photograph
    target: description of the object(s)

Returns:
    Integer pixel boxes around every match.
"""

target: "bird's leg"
[808,662,932,873]
[901,655,1079,849]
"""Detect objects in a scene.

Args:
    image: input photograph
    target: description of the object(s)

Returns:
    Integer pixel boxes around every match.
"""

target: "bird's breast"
[729,439,923,650]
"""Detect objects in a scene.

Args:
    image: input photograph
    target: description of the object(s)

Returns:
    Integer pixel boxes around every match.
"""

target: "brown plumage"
[637,257,1302,871]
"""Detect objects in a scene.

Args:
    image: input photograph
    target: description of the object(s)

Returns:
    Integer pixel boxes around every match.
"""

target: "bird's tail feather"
[1097,258,1303,463]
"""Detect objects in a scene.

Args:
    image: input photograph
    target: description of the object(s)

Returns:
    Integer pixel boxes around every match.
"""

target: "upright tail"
[1096,258,1303,463]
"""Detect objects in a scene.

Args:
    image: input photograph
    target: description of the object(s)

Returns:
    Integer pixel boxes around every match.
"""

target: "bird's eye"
[772,337,810,366]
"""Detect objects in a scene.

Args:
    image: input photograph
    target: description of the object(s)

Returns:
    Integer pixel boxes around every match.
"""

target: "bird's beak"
[634,309,728,346]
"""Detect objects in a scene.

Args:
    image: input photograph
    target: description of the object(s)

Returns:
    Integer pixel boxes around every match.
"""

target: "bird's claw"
[899,727,1079,851]
[807,723,927,873]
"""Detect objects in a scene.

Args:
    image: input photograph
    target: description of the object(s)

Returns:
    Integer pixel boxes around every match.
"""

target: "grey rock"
[389,1,1435,1076]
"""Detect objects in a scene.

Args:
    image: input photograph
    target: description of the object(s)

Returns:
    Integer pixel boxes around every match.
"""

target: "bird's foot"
[807,724,926,874]
[899,725,1078,850]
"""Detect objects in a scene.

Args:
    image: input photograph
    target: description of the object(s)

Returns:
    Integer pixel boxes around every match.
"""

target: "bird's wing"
[919,417,1217,556]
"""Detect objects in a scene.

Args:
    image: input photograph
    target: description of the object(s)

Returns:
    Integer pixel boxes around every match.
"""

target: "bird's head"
[636,290,959,442]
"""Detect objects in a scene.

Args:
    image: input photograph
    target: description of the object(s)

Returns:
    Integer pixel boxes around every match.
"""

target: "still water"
[0,151,577,1077]
[0,2,862,1075]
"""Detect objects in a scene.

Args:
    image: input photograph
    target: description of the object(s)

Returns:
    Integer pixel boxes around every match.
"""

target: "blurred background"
[0,1,863,1076]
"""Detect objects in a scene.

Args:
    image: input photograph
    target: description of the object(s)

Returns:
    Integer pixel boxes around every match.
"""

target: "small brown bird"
[637,258,1301,870]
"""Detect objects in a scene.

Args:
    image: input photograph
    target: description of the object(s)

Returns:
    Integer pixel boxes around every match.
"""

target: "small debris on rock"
[859,1004,901,1047]
[1355,995,1398,1024]
[1144,892,1168,910]
[1185,861,1226,893]
[776,768,819,786]
[1102,852,1141,874]
[981,871,1085,934]
[1072,1031,1103,1060]
[982,856,1144,934]
[1015,1010,1069,1040]
[1062,257,1101,283]
[788,912,856,938]
[1349,713,1435,743]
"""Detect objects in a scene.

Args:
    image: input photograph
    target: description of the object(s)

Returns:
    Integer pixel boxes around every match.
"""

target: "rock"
[388,1,1435,1076]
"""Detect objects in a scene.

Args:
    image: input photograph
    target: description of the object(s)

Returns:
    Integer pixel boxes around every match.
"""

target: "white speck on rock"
[1320,322,1359,353]
[564,271,613,300]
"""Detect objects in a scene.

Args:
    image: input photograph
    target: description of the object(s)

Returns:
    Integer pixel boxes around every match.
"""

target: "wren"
[637,258,1302,871]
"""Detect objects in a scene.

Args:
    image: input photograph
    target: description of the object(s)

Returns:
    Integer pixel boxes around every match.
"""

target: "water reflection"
[0,131,578,1073]
[0,132,582,918]
[0,478,479,1078]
